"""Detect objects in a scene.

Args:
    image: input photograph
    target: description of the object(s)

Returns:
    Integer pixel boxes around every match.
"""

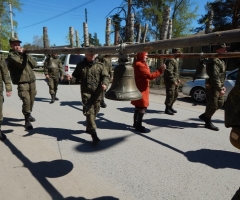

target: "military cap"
[229,127,240,150]
[9,37,22,43]
[172,48,181,53]
[215,43,229,50]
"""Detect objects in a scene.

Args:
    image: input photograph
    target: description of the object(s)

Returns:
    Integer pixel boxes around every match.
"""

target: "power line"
[17,0,96,30]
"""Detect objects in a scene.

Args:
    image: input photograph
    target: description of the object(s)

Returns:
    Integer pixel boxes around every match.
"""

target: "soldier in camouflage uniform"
[164,48,181,115]
[199,43,227,131]
[7,37,37,130]
[225,66,240,149]
[0,60,12,141]
[44,54,64,103]
[68,52,109,143]
[96,54,113,108]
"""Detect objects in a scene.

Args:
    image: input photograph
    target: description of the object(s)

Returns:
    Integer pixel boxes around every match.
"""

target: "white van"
[28,54,46,68]
[58,54,85,76]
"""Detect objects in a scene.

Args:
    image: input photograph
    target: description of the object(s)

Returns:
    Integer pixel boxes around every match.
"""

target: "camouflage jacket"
[96,55,113,78]
[7,49,36,84]
[164,58,179,85]
[206,58,226,91]
[72,58,109,93]
[44,56,64,79]
[0,60,12,92]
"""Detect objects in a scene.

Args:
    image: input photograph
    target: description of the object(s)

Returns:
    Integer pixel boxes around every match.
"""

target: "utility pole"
[9,3,14,37]
[85,8,87,23]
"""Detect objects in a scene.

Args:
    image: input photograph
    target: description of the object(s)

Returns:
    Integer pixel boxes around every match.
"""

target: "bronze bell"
[105,62,142,101]
[193,59,209,80]
[229,127,240,150]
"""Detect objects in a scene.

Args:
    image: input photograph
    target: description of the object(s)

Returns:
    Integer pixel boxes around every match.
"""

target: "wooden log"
[104,52,240,59]
[25,29,240,55]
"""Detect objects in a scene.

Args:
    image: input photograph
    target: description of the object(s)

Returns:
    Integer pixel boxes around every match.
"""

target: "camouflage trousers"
[47,77,59,95]
[81,91,101,131]
[205,87,224,118]
[165,84,178,106]
[18,82,37,115]
[225,86,240,127]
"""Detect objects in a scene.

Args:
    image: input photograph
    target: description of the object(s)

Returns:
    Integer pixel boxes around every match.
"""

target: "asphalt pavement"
[0,72,239,200]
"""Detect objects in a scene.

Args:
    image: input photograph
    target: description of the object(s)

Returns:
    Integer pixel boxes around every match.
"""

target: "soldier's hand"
[219,89,225,96]
[178,79,181,83]
[67,74,72,81]
[6,91,12,97]
[102,84,107,90]
[45,75,49,79]
[222,87,226,92]
[60,76,63,81]
[174,82,178,86]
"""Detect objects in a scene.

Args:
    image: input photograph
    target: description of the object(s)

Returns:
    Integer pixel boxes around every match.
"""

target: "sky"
[12,0,209,47]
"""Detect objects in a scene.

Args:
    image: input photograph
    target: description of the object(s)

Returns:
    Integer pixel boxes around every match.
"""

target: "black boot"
[133,109,139,128]
[24,114,33,130]
[135,113,146,133]
[29,114,36,122]
[0,130,7,141]
[54,92,59,100]
[100,100,107,108]
[165,106,174,115]
[199,113,207,122]
[90,130,100,143]
[170,103,177,113]
[205,117,219,131]
[50,95,55,103]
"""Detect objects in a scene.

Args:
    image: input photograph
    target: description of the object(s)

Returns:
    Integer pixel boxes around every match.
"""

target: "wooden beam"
[25,29,240,55]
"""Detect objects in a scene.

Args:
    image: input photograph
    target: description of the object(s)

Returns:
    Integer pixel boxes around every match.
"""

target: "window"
[69,55,85,64]
[227,70,238,80]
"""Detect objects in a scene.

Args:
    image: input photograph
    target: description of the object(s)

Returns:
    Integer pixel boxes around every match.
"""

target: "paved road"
[0,73,239,200]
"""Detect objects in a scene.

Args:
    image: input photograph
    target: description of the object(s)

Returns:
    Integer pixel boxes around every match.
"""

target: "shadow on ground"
[134,131,240,170]
[2,139,119,199]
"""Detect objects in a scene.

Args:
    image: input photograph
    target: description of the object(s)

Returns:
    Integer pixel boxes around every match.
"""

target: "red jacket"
[131,61,162,107]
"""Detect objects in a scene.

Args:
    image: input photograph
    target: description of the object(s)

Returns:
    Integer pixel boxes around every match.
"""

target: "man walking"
[164,48,181,115]
[0,60,12,140]
[199,43,227,131]
[68,51,109,143]
[44,54,64,103]
[7,37,37,130]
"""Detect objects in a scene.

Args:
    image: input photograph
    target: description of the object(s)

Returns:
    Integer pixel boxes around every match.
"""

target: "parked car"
[58,54,85,75]
[182,68,238,102]
[28,54,46,68]
[58,54,85,83]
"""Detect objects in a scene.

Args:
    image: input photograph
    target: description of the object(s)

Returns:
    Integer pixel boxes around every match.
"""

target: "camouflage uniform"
[164,57,179,114]
[199,57,226,131]
[225,67,240,149]
[205,58,226,117]
[7,49,37,129]
[96,55,113,108]
[71,57,109,142]
[0,60,12,140]
[44,55,64,102]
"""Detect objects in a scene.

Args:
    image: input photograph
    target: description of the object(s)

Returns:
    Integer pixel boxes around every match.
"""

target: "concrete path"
[0,73,239,200]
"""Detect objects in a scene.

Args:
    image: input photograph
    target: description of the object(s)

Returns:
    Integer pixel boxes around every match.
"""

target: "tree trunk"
[75,30,79,48]
[43,27,49,48]
[167,19,172,39]
[142,23,148,43]
[105,18,111,46]
[83,22,89,47]
[136,24,141,43]
[69,27,74,48]
[205,10,214,34]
